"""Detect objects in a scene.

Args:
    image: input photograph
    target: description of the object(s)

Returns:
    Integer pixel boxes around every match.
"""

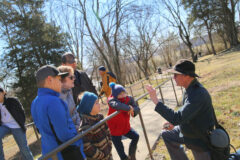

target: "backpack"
[107,71,116,79]
[106,72,117,85]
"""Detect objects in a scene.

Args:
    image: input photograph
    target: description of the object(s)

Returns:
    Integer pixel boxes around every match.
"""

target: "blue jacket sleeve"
[154,90,206,125]
[48,99,77,143]
[108,98,131,111]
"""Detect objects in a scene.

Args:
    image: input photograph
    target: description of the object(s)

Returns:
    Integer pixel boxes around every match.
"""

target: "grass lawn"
[149,51,240,159]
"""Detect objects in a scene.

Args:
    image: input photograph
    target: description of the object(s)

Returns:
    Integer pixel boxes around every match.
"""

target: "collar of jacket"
[186,78,200,93]
[3,96,7,105]
[37,88,60,97]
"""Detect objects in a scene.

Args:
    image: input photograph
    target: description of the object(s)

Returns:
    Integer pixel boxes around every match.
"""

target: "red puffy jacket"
[107,96,131,136]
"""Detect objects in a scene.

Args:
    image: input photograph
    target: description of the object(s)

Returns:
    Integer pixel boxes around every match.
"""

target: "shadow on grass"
[10,139,41,160]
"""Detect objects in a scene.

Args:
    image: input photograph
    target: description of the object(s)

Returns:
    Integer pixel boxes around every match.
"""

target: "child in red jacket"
[107,83,140,160]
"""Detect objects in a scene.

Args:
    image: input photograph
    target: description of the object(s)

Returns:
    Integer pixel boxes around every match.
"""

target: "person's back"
[73,70,97,103]
[98,66,116,98]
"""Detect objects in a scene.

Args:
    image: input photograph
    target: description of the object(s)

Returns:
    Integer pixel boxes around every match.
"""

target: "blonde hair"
[58,65,74,74]
[57,66,74,82]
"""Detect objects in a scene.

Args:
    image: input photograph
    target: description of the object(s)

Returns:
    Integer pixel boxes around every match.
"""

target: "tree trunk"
[151,57,157,73]
[199,35,211,54]
[205,22,216,55]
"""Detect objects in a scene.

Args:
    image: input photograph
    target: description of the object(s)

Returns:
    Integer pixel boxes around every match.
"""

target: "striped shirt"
[81,114,112,160]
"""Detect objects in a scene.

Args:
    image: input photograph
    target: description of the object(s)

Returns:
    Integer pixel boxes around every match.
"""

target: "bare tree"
[49,0,85,69]
[182,0,217,55]
[123,14,161,78]
[159,0,196,62]
[193,25,211,54]
[76,0,136,85]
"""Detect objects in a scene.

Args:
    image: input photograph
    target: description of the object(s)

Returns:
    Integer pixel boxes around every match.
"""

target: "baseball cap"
[167,59,199,77]
[35,65,69,83]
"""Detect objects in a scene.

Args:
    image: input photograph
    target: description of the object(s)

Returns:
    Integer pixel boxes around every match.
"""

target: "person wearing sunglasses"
[61,53,98,104]
[31,65,86,160]
[58,66,81,131]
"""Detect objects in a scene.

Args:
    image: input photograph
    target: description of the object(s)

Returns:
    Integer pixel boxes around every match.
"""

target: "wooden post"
[141,80,145,94]
[129,86,134,97]
[155,74,159,85]
[137,101,154,160]
[170,78,179,106]
[158,86,165,104]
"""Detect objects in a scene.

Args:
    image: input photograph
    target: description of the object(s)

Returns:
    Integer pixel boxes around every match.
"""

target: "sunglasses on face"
[68,75,75,80]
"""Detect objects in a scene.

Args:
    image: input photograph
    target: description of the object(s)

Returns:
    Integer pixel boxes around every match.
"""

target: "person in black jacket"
[0,87,33,160]
[62,52,98,104]
[146,59,214,160]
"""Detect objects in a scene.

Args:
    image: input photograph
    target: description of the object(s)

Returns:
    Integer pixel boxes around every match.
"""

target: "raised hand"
[145,85,159,105]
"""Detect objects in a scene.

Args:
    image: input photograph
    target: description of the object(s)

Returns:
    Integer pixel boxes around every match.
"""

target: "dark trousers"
[161,126,211,160]
[112,128,139,160]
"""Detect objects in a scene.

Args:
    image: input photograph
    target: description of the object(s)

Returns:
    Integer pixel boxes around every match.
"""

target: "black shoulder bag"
[48,118,84,160]
[189,108,232,160]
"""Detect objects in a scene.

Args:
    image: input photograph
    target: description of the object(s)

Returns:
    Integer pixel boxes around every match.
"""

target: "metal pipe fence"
[20,72,181,160]
[38,75,181,160]
[39,111,120,160]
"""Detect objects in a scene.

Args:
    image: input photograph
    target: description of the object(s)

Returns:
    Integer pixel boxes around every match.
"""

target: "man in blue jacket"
[146,59,214,160]
[31,65,85,160]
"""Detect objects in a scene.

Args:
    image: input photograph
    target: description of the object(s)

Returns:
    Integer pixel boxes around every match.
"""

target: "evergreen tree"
[0,0,68,115]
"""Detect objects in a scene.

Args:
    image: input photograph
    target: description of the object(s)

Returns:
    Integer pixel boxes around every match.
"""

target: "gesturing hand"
[145,85,159,105]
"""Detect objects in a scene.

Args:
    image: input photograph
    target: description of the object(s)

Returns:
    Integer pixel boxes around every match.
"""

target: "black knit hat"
[98,66,106,71]
[167,59,199,77]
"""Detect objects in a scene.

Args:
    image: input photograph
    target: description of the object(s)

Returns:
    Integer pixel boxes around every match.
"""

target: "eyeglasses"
[68,75,75,80]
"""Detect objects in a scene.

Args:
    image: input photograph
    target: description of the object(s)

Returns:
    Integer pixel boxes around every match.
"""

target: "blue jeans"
[0,126,33,160]
[112,128,139,160]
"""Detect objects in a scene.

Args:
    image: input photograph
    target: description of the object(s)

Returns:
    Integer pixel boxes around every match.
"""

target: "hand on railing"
[128,105,134,117]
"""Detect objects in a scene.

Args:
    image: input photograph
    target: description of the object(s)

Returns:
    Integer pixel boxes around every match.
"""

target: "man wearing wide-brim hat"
[146,59,215,160]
